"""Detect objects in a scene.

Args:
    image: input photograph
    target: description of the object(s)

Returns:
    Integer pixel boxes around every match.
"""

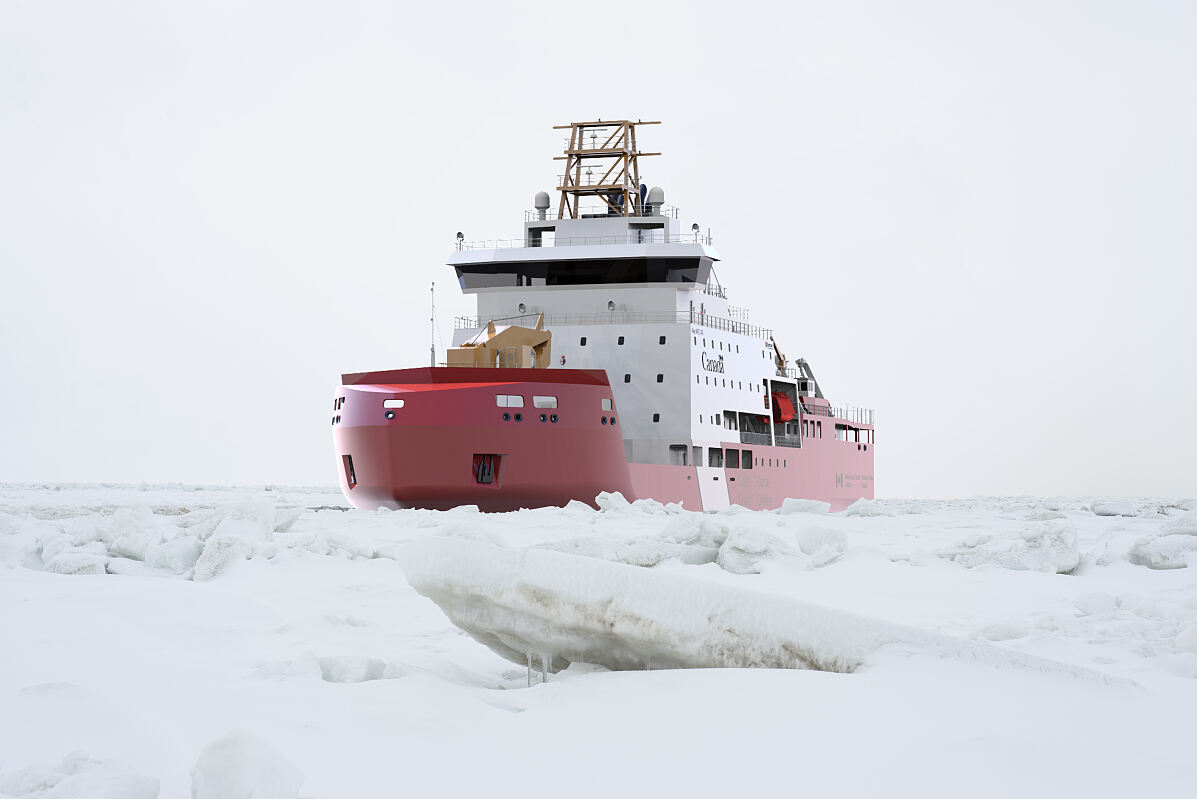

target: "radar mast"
[553,119,660,219]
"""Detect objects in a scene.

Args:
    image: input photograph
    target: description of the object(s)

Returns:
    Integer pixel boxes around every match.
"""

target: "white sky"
[2,0,1194,497]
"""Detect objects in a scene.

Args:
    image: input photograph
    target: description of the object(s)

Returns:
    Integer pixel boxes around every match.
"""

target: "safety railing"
[739,431,771,446]
[455,308,773,340]
[525,205,680,222]
[774,435,803,449]
[799,401,874,426]
[460,230,710,250]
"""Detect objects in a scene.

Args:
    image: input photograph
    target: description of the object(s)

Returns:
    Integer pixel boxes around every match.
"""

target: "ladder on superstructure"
[553,119,660,219]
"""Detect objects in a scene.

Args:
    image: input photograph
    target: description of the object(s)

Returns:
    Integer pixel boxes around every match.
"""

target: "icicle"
[526,652,533,687]
[540,653,549,683]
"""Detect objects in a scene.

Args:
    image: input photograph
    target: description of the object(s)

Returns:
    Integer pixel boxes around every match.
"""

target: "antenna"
[430,282,436,367]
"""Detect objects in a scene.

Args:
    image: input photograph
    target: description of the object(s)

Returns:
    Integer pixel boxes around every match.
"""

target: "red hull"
[333,367,874,513]
[333,368,633,512]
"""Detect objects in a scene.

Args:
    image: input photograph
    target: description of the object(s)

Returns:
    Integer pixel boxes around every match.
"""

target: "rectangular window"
[714,413,721,426]
[659,336,666,345]
[692,445,702,466]
[726,449,740,468]
[495,394,524,408]
[656,374,663,383]
[342,454,357,488]
[580,336,587,346]
[618,336,625,345]
[669,444,688,466]
[383,399,405,409]
[601,398,613,411]
[624,374,631,383]
[742,450,753,469]
[708,448,723,468]
[818,421,822,438]
[533,396,557,408]
[652,412,660,423]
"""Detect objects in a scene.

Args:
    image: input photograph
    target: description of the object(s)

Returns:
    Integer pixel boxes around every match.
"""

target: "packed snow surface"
[1,484,1195,797]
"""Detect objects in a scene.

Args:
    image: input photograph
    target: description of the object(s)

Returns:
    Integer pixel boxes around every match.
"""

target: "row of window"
[696,375,761,392]
[495,394,559,409]
[579,335,668,347]
[667,445,790,470]
[692,336,742,355]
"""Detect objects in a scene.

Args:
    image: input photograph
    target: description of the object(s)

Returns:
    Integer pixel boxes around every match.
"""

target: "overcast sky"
[2,0,1194,497]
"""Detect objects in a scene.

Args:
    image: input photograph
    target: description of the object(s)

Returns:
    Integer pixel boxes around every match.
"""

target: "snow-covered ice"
[1,484,1195,797]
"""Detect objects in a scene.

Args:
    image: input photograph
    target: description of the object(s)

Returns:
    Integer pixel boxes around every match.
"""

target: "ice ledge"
[400,537,1130,685]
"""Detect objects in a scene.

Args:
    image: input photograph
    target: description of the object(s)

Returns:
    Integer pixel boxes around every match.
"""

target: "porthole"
[608,300,616,311]
[550,414,558,423]
[384,411,395,420]
[611,417,617,426]
[502,412,510,421]
[601,416,608,425]
[540,413,547,422]
[514,413,522,422]
[580,336,587,346]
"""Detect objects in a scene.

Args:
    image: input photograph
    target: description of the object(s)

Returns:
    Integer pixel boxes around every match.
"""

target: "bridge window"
[708,448,723,467]
[726,449,740,468]
[742,450,753,469]
[692,445,702,465]
[669,444,688,465]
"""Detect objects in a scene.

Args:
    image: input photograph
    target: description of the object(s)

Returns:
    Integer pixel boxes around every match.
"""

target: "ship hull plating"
[333,368,873,512]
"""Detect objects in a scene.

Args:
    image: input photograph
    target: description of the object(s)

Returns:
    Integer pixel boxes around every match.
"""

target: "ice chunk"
[1160,512,1197,536]
[1176,626,1197,656]
[401,538,1121,682]
[536,536,714,568]
[192,534,254,581]
[43,551,107,576]
[716,528,801,574]
[1128,534,1197,570]
[190,730,302,799]
[1091,499,1136,517]
[938,521,1080,574]
[793,526,848,567]
[145,536,204,574]
[595,491,632,512]
[842,499,893,517]
[658,515,729,549]
[0,751,158,798]
[779,498,831,515]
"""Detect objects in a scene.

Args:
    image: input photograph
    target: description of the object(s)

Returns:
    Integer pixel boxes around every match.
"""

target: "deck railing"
[455,309,773,340]
[460,230,711,250]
